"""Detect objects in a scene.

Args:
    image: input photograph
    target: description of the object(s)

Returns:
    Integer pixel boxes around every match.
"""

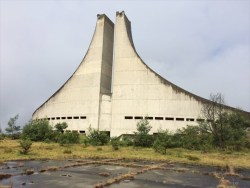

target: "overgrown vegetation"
[200,93,250,150]
[19,138,32,154]
[58,131,80,145]
[86,126,109,146]
[133,119,154,147]
[22,120,79,144]
[110,137,120,150]
[22,119,55,141]
[5,114,21,139]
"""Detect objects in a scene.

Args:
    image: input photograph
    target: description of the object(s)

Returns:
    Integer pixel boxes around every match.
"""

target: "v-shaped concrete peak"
[33,14,114,130]
[33,11,245,136]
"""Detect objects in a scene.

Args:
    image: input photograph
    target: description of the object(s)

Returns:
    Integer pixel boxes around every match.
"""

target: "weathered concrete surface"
[1,159,250,188]
[32,12,248,136]
[33,14,114,132]
[111,11,205,136]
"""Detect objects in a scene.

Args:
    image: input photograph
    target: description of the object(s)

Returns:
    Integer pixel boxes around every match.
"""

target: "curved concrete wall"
[33,15,114,132]
[33,12,248,136]
[110,12,205,136]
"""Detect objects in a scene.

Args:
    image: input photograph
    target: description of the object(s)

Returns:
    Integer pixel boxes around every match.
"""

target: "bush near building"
[22,119,55,141]
[86,126,110,146]
[133,119,154,147]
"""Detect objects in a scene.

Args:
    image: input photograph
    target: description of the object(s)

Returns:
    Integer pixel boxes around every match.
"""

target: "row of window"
[125,116,206,122]
[63,130,86,134]
[41,116,87,121]
[37,115,206,122]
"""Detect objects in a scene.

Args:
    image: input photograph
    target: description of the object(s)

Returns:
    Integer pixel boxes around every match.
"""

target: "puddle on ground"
[0,159,250,188]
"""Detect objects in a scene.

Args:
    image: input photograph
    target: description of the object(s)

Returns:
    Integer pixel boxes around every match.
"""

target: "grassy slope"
[0,139,250,169]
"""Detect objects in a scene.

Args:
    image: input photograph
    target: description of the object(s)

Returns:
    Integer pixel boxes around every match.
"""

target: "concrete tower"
[33,12,248,136]
[33,14,114,133]
[110,11,207,136]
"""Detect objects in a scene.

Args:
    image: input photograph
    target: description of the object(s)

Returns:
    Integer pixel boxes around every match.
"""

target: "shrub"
[111,137,120,151]
[19,139,32,154]
[153,130,178,154]
[120,136,134,146]
[58,132,80,145]
[87,127,109,146]
[55,122,68,133]
[82,138,89,147]
[5,114,21,139]
[0,133,5,140]
[22,119,55,141]
[133,119,154,147]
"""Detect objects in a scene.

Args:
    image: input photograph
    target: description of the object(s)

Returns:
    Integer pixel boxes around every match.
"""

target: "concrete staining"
[33,11,243,136]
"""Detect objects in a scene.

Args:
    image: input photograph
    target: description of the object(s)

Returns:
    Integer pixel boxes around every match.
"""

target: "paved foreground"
[0,158,250,188]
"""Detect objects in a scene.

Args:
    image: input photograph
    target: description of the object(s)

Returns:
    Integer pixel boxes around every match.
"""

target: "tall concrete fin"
[111,11,206,136]
[33,14,114,131]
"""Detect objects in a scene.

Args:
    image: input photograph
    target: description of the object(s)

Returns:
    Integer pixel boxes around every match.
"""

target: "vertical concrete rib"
[33,14,114,132]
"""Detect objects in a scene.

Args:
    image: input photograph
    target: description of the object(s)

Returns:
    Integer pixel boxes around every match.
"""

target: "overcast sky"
[0,0,249,130]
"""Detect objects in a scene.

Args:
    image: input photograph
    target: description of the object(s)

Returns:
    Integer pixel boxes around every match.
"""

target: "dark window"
[196,118,205,122]
[145,117,153,120]
[73,116,79,119]
[61,117,66,120]
[135,116,143,120]
[47,118,50,120]
[155,117,164,120]
[125,116,133,119]
[176,118,184,121]
[67,117,72,119]
[79,130,85,134]
[51,117,55,120]
[186,118,194,121]
[80,116,86,119]
[56,117,60,120]
[165,117,174,121]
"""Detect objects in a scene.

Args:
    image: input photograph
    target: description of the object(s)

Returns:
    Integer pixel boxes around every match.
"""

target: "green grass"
[0,139,250,169]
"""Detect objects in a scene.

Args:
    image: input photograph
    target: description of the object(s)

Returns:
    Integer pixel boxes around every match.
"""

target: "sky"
[0,0,250,130]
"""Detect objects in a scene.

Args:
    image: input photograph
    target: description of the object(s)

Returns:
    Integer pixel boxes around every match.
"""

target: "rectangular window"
[155,117,164,120]
[196,118,205,122]
[79,130,85,134]
[73,116,79,119]
[145,117,153,120]
[80,116,86,119]
[47,118,50,120]
[186,118,194,121]
[51,117,55,120]
[165,117,174,121]
[56,117,60,120]
[125,116,133,119]
[176,118,184,121]
[134,116,143,120]
[61,117,66,120]
[67,117,72,119]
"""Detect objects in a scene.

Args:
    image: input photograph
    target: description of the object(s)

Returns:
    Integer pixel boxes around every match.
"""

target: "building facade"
[32,12,245,137]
